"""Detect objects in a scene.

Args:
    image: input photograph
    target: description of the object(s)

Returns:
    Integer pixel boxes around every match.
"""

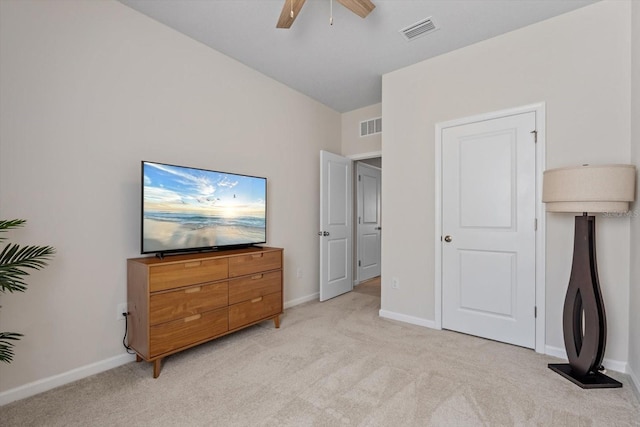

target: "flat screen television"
[141,161,267,255]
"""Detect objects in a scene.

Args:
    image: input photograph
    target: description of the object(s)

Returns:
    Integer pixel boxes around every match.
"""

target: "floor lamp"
[542,164,636,388]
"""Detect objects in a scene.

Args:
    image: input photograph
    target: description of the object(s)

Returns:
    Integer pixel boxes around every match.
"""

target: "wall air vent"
[399,17,438,41]
[360,117,382,137]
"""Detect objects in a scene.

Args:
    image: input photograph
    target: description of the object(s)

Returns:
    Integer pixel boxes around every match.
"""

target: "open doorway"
[354,157,381,298]
[319,152,381,302]
[353,276,381,298]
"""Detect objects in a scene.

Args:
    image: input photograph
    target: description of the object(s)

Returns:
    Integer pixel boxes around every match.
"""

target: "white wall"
[629,0,640,392]
[342,103,382,157]
[0,0,340,395]
[382,1,632,366]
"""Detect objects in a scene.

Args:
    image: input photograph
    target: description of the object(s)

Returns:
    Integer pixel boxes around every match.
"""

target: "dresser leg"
[136,354,142,362]
[273,315,280,328]
[153,358,162,378]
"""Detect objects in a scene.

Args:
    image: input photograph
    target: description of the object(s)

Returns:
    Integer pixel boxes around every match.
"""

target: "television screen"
[141,161,267,254]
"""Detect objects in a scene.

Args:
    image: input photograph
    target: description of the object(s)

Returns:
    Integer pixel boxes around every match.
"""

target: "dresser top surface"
[128,246,282,266]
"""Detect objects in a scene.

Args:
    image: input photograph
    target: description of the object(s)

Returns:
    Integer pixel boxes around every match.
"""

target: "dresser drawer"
[149,258,228,292]
[149,281,228,325]
[149,308,228,356]
[228,251,281,278]
[228,271,281,305]
[228,292,282,330]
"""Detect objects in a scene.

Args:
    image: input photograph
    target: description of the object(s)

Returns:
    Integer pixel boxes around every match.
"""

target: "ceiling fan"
[276,0,376,29]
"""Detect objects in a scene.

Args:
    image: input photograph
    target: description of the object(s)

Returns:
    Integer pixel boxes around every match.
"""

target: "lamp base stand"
[548,363,622,389]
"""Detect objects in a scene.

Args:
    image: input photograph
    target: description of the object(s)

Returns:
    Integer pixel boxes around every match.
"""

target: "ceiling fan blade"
[336,0,376,19]
[276,0,307,28]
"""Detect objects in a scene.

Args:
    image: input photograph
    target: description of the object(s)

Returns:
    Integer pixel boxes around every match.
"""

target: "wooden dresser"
[127,246,283,377]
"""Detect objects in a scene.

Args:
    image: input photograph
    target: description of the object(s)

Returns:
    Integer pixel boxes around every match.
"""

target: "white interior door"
[357,162,381,282]
[441,112,536,349]
[320,150,353,301]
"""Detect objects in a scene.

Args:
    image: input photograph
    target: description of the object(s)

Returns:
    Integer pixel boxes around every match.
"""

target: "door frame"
[434,103,546,354]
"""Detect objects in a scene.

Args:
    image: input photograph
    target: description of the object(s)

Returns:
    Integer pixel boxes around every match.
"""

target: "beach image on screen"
[142,162,266,253]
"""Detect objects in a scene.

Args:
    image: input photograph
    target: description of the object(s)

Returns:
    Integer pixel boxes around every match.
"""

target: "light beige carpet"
[353,277,382,298]
[1,280,639,426]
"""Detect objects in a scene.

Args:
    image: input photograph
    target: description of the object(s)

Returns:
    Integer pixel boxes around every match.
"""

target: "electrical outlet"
[296,268,303,279]
[391,277,399,289]
[117,302,128,320]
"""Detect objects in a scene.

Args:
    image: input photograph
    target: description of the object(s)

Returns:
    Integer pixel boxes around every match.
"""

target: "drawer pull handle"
[185,286,201,294]
[184,261,201,268]
[251,253,264,259]
[184,314,201,323]
[251,297,263,303]
[251,274,263,280]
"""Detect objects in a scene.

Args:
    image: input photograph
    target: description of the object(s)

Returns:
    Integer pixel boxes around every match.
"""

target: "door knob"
[323,231,330,236]
[375,227,382,230]
[444,235,452,242]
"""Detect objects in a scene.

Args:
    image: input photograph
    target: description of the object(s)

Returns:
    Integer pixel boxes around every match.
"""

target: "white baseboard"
[627,364,640,401]
[545,345,627,374]
[379,309,438,329]
[284,292,318,309]
[544,345,569,361]
[0,353,136,406]
[4,307,634,407]
[1,294,318,407]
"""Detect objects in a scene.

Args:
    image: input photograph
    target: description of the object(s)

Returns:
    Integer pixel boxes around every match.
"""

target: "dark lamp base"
[548,363,622,389]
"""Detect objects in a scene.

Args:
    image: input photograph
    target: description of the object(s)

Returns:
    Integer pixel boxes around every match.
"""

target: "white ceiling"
[119,0,597,113]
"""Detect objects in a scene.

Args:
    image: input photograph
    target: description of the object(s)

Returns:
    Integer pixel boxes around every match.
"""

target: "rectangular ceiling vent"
[360,117,382,137]
[400,17,438,41]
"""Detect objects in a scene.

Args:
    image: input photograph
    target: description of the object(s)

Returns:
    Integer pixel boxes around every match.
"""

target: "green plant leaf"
[0,244,55,293]
[0,332,23,364]
[0,219,26,243]
[0,219,54,364]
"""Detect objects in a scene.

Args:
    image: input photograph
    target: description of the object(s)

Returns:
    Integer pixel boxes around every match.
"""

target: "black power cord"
[122,311,135,354]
